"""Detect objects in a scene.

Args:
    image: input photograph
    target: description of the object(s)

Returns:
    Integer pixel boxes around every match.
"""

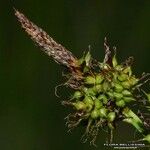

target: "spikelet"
[14,9,79,70]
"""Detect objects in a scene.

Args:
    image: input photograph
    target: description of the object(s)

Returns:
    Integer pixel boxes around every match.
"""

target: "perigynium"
[15,9,150,146]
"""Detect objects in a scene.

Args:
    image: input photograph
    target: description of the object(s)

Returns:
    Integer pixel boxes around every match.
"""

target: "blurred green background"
[0,0,150,150]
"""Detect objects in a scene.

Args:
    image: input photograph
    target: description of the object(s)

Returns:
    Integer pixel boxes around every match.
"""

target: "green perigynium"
[15,9,150,146]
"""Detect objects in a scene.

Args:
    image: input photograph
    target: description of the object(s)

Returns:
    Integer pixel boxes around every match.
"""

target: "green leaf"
[112,54,118,67]
[85,51,91,67]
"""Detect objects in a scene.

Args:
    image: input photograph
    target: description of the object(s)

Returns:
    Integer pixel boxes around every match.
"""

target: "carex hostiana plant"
[15,9,150,146]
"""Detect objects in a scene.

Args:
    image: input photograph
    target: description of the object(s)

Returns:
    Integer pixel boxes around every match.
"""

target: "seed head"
[15,9,150,146]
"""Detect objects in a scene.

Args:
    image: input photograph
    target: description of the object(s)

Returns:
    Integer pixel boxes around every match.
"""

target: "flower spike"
[14,9,79,70]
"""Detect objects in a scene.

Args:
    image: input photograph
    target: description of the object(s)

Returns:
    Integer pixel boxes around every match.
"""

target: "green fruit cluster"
[64,51,149,145]
[72,55,138,124]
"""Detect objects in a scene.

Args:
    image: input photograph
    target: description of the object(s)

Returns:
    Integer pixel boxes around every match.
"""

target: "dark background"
[0,0,150,150]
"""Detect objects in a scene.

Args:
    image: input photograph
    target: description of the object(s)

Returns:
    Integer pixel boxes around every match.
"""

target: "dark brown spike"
[14,9,79,69]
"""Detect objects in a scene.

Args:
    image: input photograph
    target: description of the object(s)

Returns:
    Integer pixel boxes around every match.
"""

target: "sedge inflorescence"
[62,43,150,145]
[15,9,150,146]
